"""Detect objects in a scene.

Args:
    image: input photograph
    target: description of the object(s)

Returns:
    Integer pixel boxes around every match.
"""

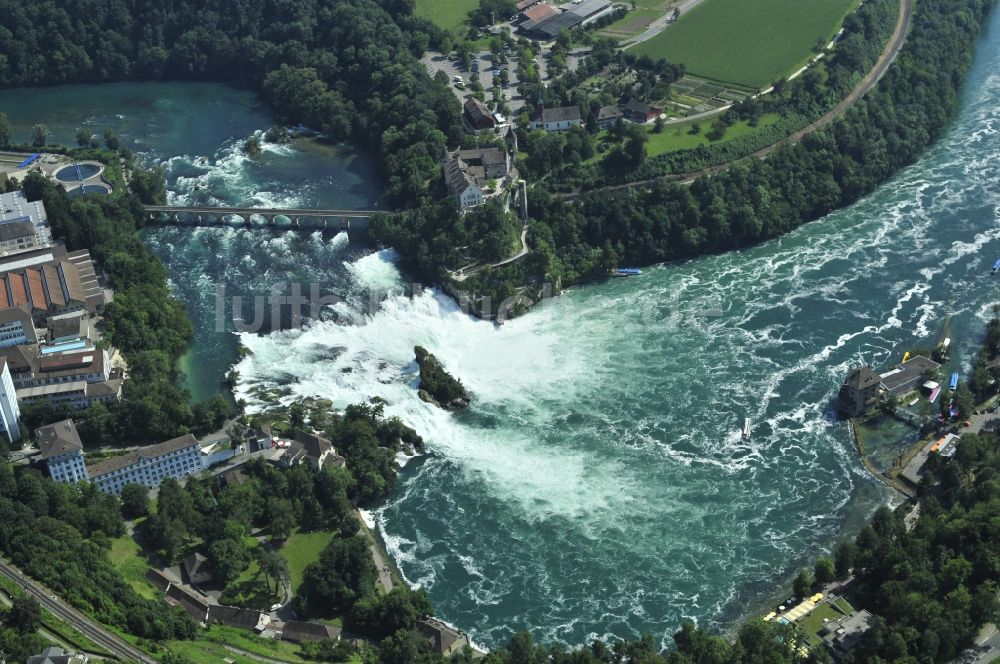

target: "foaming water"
[8,15,1000,649]
[2,81,385,401]
[234,8,1000,649]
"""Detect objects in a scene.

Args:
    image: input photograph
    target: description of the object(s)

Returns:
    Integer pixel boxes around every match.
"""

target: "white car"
[270,603,282,612]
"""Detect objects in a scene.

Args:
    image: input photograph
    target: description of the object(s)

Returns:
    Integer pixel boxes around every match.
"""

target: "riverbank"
[380,0,996,322]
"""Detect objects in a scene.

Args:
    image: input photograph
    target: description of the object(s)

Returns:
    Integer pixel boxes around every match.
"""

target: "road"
[451,223,530,281]
[370,544,395,593]
[620,0,709,47]
[757,0,913,153]
[558,0,913,199]
[952,624,1000,664]
[0,556,155,663]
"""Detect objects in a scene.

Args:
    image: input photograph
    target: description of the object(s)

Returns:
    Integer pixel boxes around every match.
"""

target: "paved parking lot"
[422,50,526,114]
[422,43,590,119]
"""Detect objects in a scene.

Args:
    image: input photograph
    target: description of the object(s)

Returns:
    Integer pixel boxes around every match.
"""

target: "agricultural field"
[596,7,661,40]
[632,0,859,88]
[414,0,479,33]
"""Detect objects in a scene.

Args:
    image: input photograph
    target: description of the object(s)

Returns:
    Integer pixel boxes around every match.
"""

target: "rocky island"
[415,346,470,410]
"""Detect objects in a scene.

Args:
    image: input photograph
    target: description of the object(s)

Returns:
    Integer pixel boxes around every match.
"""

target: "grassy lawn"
[108,535,159,600]
[415,0,479,33]
[282,530,335,592]
[165,637,263,664]
[644,112,781,155]
[632,0,859,88]
[796,599,854,645]
[181,626,364,664]
[220,555,283,611]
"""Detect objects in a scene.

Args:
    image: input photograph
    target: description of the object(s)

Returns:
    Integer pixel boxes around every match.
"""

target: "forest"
[0,449,196,641]
[378,0,993,306]
[0,0,463,205]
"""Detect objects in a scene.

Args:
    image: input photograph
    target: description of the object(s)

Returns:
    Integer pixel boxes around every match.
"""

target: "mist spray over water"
[8,29,1000,648]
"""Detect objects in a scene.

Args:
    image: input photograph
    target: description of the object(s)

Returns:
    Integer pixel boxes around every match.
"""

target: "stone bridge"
[142,205,388,231]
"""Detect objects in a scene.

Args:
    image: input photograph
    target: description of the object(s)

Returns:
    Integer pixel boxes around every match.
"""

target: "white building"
[87,433,202,495]
[0,190,52,257]
[37,419,88,483]
[0,358,20,442]
[442,147,512,211]
[529,105,582,131]
[16,378,122,411]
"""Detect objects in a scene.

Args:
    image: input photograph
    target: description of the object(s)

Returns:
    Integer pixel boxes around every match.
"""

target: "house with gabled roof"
[530,104,582,131]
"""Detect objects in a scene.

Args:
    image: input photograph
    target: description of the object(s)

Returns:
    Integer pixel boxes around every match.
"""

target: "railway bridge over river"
[143,205,389,231]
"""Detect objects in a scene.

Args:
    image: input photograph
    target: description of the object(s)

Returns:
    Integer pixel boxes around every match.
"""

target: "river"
[4,7,1000,648]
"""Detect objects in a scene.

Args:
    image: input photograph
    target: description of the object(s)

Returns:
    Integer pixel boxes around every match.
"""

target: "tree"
[129,166,167,205]
[793,568,812,598]
[298,536,377,616]
[257,547,289,594]
[348,587,433,639]
[120,484,151,519]
[289,402,306,431]
[814,557,835,585]
[0,112,11,148]
[833,540,858,579]
[103,128,120,151]
[954,382,975,419]
[208,538,252,587]
[8,595,41,634]
[31,124,49,147]
[75,128,93,147]
[267,497,295,541]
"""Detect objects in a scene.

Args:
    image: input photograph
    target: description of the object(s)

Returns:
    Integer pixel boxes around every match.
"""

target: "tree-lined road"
[0,556,155,663]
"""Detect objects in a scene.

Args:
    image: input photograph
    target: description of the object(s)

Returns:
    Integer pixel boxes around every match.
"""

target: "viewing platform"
[142,205,387,231]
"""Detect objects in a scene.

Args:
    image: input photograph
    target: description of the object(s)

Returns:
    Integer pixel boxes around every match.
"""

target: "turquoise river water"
[3,8,1000,648]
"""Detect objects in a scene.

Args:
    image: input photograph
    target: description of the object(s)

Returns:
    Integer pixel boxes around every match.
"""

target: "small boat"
[950,372,959,390]
[741,418,751,440]
[992,259,1000,274]
[929,385,941,403]
[612,268,642,277]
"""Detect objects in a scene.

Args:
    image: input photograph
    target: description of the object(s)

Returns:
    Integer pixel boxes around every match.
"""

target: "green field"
[644,112,782,155]
[282,530,335,591]
[632,0,859,88]
[108,535,160,600]
[415,0,479,33]
[797,597,856,645]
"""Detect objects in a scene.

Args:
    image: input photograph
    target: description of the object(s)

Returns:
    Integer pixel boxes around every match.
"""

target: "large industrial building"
[519,0,612,39]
